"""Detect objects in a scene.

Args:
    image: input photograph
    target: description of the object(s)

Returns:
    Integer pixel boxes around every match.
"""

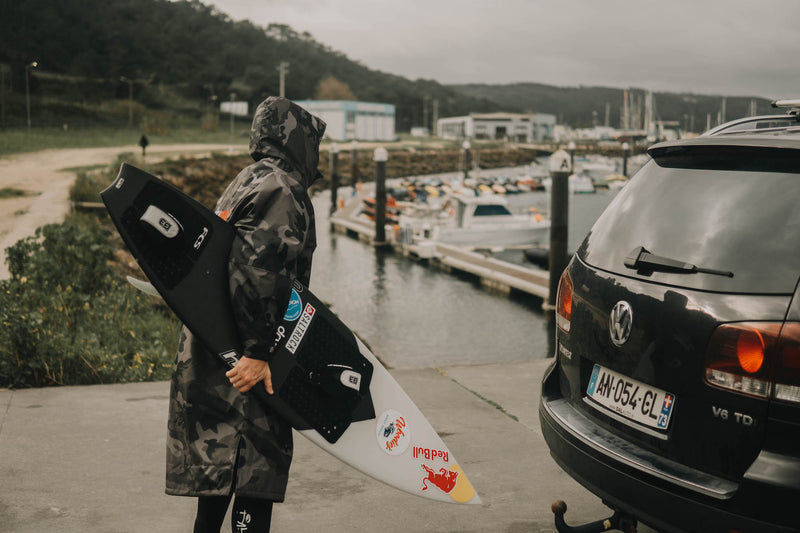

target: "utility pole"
[0,64,7,129]
[432,99,439,137]
[278,62,289,98]
[229,92,236,153]
[25,61,38,131]
[422,95,429,133]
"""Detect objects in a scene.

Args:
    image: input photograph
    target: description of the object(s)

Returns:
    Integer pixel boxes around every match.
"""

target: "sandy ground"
[0,143,244,279]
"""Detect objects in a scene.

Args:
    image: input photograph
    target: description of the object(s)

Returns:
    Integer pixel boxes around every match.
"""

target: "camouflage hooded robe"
[166,97,326,500]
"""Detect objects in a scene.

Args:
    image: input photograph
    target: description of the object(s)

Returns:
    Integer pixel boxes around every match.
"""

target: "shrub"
[0,214,180,388]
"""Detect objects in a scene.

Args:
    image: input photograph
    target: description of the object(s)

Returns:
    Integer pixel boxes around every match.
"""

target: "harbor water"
[308,188,621,369]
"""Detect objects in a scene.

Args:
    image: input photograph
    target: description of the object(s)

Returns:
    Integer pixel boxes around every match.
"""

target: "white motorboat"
[397,194,550,249]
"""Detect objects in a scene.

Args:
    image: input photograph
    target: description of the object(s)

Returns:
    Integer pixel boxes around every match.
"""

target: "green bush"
[69,171,107,204]
[0,214,181,388]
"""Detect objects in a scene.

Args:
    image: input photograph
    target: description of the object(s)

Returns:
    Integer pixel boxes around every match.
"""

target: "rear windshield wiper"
[624,246,733,278]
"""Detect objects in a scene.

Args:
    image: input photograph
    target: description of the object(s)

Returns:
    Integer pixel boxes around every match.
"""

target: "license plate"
[586,364,675,431]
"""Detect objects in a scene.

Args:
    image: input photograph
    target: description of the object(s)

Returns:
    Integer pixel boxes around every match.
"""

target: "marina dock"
[329,193,551,301]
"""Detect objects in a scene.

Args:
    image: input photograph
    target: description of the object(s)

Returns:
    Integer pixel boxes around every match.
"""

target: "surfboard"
[101,163,480,504]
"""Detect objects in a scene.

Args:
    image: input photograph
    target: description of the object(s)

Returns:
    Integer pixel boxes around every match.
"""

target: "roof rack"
[701,102,800,137]
[772,99,800,111]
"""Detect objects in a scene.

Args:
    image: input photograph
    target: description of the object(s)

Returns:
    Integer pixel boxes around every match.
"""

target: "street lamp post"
[25,61,38,131]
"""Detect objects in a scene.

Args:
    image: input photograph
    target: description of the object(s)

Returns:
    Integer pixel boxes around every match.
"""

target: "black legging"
[193,494,273,533]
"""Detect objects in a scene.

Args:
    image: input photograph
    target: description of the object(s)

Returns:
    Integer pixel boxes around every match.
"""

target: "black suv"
[540,101,800,533]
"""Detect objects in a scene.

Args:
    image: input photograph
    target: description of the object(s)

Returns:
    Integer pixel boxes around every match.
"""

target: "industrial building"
[294,100,396,142]
[437,112,556,142]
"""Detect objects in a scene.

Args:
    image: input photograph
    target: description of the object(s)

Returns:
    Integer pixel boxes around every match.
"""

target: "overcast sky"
[203,0,799,100]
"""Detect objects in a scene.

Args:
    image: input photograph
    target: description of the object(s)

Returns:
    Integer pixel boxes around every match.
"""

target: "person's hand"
[226,357,273,394]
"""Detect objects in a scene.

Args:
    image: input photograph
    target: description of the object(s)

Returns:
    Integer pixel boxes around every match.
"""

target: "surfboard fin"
[308,364,364,399]
[126,276,163,299]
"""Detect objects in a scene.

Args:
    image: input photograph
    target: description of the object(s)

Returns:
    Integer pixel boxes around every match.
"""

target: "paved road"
[0,145,658,532]
[0,359,645,533]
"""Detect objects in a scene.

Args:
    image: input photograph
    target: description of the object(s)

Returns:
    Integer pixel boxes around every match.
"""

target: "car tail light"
[555,269,573,333]
[705,322,800,404]
[773,323,800,404]
[704,323,781,398]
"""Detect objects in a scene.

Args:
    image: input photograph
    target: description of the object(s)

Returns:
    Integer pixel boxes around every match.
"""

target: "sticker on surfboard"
[376,409,411,456]
[420,463,476,503]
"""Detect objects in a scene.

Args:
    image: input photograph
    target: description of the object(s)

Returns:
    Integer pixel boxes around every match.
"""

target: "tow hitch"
[551,500,638,533]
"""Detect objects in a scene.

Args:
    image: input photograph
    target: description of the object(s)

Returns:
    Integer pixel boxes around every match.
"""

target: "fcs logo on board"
[285,303,315,354]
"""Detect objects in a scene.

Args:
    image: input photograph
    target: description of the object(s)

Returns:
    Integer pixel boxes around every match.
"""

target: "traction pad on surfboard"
[271,288,375,441]
[102,163,375,443]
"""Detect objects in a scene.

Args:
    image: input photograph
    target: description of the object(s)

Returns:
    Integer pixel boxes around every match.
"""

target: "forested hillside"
[451,83,774,132]
[0,0,500,130]
[0,0,776,133]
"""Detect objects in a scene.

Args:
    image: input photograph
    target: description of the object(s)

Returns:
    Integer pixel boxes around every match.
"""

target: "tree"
[314,75,356,100]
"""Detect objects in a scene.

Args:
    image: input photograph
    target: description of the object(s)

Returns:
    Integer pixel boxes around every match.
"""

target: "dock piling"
[373,147,389,247]
[547,149,572,310]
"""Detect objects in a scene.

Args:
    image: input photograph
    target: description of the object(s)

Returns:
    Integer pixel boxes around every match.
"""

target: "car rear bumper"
[539,359,800,533]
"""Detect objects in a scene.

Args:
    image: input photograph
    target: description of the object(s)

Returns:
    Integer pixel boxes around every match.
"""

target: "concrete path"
[0,359,648,533]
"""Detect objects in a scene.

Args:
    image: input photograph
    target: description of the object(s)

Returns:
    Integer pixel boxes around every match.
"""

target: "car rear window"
[579,151,800,294]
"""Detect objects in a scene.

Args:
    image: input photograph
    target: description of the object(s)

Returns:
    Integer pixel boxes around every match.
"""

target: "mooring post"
[546,148,572,310]
[568,141,576,173]
[622,141,630,177]
[373,146,389,247]
[329,143,339,216]
[351,140,360,184]
[462,140,471,184]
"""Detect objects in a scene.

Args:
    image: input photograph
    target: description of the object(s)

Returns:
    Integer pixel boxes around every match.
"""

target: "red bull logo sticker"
[375,409,411,456]
[420,463,476,503]
[421,464,458,494]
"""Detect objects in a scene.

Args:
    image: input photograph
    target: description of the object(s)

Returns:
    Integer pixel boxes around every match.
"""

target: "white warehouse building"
[294,100,396,142]
[437,112,556,142]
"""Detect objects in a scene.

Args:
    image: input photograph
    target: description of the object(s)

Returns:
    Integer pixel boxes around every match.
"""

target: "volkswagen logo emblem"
[609,301,633,346]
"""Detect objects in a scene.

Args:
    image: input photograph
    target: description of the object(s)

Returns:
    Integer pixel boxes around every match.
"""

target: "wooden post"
[351,140,360,184]
[568,141,576,173]
[622,142,630,177]
[462,140,471,183]
[373,147,388,247]
[329,143,339,216]
[546,149,572,310]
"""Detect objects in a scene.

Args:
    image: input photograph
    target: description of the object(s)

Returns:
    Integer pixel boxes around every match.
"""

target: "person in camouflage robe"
[166,97,326,532]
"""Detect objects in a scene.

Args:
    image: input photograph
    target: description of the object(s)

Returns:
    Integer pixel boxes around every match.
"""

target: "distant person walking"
[139,134,149,156]
[165,97,326,533]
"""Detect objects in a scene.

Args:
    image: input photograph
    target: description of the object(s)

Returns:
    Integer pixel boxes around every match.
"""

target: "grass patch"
[0,124,249,156]
[0,187,34,199]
